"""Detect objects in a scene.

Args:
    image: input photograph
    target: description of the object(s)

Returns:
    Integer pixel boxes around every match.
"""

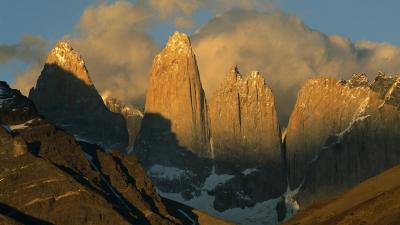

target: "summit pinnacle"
[46,41,92,85]
[29,41,128,150]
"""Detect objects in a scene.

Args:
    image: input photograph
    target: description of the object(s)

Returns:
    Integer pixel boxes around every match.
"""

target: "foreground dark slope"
[0,81,184,224]
[1,80,234,225]
[282,165,400,225]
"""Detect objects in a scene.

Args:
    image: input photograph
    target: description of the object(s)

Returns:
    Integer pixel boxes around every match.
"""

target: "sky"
[1,0,400,83]
[1,0,399,44]
[1,0,400,123]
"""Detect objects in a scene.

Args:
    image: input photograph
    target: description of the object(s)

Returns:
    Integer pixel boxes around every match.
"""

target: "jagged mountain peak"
[29,40,129,150]
[249,70,261,78]
[46,40,92,85]
[168,31,191,46]
[304,76,336,86]
[371,72,400,107]
[245,70,266,84]
[224,65,242,84]
[230,65,240,75]
[161,31,193,56]
[102,94,144,118]
[208,65,284,209]
[54,41,73,51]
[214,68,274,99]
[348,73,369,87]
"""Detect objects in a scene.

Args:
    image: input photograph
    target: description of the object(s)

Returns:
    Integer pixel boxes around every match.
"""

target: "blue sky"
[1,0,400,84]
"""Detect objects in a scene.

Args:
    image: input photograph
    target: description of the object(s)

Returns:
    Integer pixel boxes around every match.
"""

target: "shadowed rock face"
[285,73,400,207]
[286,76,371,188]
[103,96,143,146]
[138,32,210,158]
[208,67,285,210]
[133,32,213,200]
[29,41,128,151]
[0,81,37,125]
[0,81,181,225]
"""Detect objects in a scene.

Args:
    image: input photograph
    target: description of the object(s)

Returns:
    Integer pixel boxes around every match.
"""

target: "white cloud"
[0,35,47,64]
[9,2,400,124]
[191,9,400,123]
[66,1,159,103]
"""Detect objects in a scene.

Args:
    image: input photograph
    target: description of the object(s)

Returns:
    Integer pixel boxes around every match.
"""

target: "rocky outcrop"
[285,74,400,206]
[285,76,371,188]
[134,32,212,197]
[0,130,131,225]
[103,96,143,146]
[0,81,181,225]
[136,31,210,158]
[208,67,285,210]
[29,41,128,150]
[209,66,282,171]
[0,81,37,125]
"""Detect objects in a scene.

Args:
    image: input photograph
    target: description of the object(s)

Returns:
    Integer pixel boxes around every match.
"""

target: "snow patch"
[156,168,235,213]
[74,135,95,144]
[148,165,195,181]
[203,171,234,190]
[321,96,371,150]
[242,168,259,176]
[156,168,282,225]
[379,76,400,108]
[160,186,280,225]
[2,119,37,131]
[336,96,370,143]
[283,186,300,221]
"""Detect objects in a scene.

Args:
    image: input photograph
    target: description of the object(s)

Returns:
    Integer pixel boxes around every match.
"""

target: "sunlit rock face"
[29,41,128,150]
[285,74,400,207]
[209,66,282,171]
[134,32,213,202]
[138,32,210,157]
[45,41,92,85]
[286,76,371,188]
[208,67,285,210]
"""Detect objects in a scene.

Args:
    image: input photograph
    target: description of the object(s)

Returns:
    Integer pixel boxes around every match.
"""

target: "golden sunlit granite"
[46,41,92,86]
[285,73,400,207]
[140,31,210,157]
[209,66,282,170]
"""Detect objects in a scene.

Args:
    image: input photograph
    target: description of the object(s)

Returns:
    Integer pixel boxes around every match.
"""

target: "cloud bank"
[67,1,159,104]
[191,9,400,123]
[1,36,48,95]
[8,1,400,124]
[0,35,47,64]
[12,1,157,101]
